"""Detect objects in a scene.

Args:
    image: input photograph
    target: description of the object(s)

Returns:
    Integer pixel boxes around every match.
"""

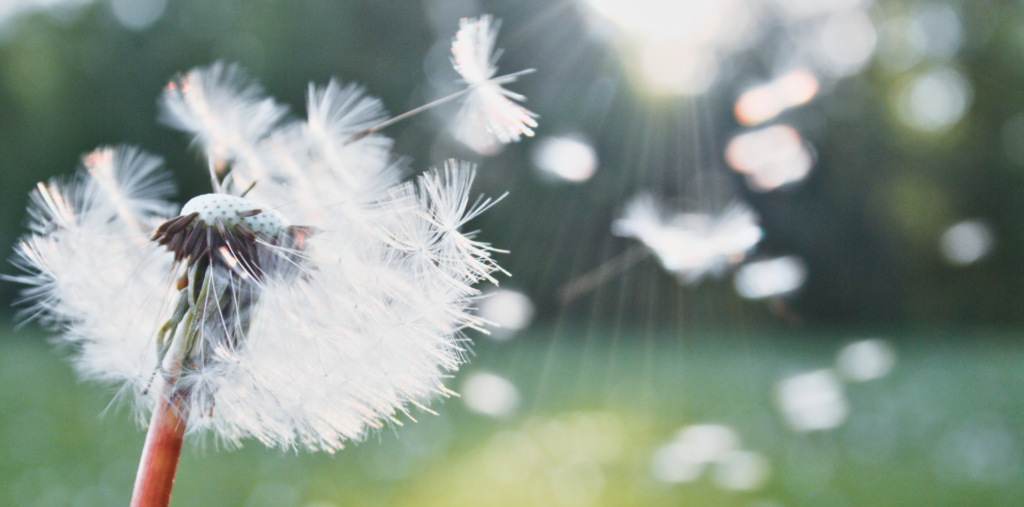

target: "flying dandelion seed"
[611,194,762,284]
[7,56,521,505]
[346,15,537,153]
[451,15,539,151]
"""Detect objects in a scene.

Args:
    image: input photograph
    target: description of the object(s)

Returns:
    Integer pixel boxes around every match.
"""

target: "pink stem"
[130,389,187,507]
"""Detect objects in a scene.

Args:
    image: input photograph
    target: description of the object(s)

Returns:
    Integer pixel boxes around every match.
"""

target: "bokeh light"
[874,4,964,75]
[531,136,599,183]
[734,256,807,299]
[1000,112,1024,166]
[109,0,166,31]
[712,450,771,491]
[734,69,819,127]
[726,125,813,192]
[775,370,849,432]
[674,425,740,463]
[933,417,1022,485]
[1,1,1023,505]
[478,289,536,341]
[877,16,926,73]
[476,412,624,504]
[245,483,300,507]
[815,9,877,77]
[939,219,995,266]
[836,339,896,382]
[651,442,705,484]
[639,43,719,95]
[461,372,520,418]
[907,3,963,62]
[771,0,867,19]
[583,0,878,94]
[581,0,750,95]
[651,424,740,484]
[584,0,738,43]
[0,0,92,29]
[895,67,972,132]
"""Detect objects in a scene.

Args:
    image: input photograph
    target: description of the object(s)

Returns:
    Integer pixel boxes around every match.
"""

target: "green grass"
[2,324,1023,506]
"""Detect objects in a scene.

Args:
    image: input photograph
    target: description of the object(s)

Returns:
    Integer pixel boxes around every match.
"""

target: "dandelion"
[560,194,761,303]
[7,59,513,506]
[349,15,537,151]
[451,15,538,150]
[611,194,763,284]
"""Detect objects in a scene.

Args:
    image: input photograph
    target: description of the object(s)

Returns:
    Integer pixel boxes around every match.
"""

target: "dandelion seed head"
[10,63,508,453]
[180,194,288,235]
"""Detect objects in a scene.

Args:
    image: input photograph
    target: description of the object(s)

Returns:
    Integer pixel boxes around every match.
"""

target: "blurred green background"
[2,0,1024,505]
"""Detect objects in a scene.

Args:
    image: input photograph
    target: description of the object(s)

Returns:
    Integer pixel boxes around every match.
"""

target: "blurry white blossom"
[8,63,507,452]
[612,194,762,283]
[451,15,538,151]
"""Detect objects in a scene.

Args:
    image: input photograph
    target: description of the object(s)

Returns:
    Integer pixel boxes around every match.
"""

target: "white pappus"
[7,62,509,453]
[451,15,539,151]
[612,194,763,284]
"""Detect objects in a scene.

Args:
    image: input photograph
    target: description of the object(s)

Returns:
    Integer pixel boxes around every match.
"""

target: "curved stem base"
[130,392,187,507]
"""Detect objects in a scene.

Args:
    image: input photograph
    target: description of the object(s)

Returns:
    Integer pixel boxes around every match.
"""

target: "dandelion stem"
[346,89,472,144]
[131,311,192,507]
[208,155,223,194]
[558,244,652,304]
[130,389,187,507]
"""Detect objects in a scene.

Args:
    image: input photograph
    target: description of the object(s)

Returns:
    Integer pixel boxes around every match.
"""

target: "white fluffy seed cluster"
[9,62,507,452]
[180,193,286,235]
[612,194,763,284]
